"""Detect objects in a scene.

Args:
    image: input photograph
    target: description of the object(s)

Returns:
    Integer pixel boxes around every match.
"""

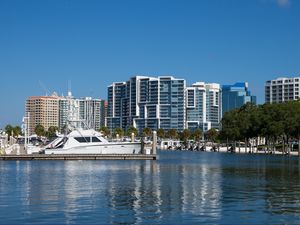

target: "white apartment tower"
[265,77,300,103]
[186,82,221,132]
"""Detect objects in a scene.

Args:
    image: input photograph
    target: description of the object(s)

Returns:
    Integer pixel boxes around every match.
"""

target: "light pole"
[22,112,30,152]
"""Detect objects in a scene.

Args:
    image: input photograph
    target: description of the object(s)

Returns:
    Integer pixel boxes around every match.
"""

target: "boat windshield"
[46,137,68,149]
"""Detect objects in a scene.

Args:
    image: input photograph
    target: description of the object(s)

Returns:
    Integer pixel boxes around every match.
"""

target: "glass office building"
[107,76,186,133]
[222,82,256,115]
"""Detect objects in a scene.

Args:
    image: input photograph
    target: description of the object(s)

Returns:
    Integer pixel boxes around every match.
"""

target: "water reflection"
[181,164,222,219]
[1,152,300,224]
[106,160,162,224]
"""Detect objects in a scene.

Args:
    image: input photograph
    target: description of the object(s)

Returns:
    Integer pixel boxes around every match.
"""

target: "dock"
[0,154,157,161]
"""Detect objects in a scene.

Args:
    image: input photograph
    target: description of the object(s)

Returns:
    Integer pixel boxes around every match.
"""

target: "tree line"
[2,125,22,138]
[219,101,300,152]
[99,126,219,144]
[2,124,59,139]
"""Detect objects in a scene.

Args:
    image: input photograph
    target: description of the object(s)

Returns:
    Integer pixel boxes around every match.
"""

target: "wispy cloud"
[260,0,292,8]
[276,0,291,7]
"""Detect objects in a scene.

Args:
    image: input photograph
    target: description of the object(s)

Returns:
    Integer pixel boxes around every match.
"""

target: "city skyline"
[1,0,300,126]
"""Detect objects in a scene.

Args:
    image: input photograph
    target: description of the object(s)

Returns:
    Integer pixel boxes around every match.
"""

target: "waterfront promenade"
[159,144,300,156]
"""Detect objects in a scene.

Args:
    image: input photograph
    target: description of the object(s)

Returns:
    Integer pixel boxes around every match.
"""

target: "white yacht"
[40,129,144,155]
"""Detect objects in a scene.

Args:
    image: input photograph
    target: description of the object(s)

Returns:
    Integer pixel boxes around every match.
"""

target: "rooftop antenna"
[38,80,50,96]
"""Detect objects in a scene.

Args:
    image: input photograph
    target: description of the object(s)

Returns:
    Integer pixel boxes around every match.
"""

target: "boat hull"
[44,143,142,154]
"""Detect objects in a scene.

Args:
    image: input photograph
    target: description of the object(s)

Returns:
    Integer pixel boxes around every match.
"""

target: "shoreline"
[159,148,300,156]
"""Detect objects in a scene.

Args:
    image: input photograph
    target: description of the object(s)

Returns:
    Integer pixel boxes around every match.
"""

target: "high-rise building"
[265,77,300,103]
[100,100,107,128]
[25,93,60,135]
[135,76,186,132]
[186,82,221,132]
[26,91,106,134]
[106,82,127,131]
[222,82,256,115]
[79,97,103,131]
[107,76,186,133]
[59,91,80,131]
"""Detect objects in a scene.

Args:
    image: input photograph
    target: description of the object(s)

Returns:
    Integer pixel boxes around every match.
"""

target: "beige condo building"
[25,93,60,135]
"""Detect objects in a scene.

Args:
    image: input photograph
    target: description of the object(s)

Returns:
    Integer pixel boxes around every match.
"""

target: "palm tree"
[4,124,13,137]
[167,129,178,139]
[13,126,22,137]
[143,127,152,137]
[182,129,191,142]
[157,128,165,139]
[114,127,124,138]
[193,128,202,142]
[127,126,138,137]
[100,126,110,137]
[35,124,45,137]
[47,126,58,138]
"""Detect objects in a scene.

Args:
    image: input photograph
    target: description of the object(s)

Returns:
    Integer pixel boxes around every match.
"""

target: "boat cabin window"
[74,137,90,143]
[92,137,101,142]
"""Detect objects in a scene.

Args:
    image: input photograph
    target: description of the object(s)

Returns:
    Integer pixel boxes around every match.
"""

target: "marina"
[1,1,300,224]
[0,151,299,224]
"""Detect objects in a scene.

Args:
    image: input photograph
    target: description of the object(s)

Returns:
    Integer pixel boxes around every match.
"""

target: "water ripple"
[1,152,300,224]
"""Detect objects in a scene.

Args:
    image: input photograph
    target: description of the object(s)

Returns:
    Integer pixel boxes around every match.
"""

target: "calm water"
[1,151,300,224]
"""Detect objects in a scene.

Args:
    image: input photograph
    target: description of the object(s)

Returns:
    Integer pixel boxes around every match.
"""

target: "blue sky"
[0,0,299,126]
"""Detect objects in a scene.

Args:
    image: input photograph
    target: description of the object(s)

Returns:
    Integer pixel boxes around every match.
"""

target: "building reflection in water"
[10,157,223,224]
[106,160,162,224]
[106,158,223,224]
[181,164,222,219]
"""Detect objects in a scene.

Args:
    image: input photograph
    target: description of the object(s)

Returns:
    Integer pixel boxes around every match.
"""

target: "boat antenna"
[38,80,50,96]
[68,80,72,97]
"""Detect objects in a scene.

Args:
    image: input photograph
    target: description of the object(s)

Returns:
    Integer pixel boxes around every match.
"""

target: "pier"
[0,154,157,161]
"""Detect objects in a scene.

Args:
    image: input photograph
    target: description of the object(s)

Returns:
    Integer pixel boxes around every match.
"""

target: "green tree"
[181,129,191,141]
[100,126,110,137]
[260,103,285,152]
[34,124,45,137]
[220,109,240,141]
[47,126,58,138]
[193,128,202,141]
[4,124,13,137]
[157,128,165,139]
[143,127,152,137]
[114,127,124,138]
[219,101,300,153]
[219,109,241,149]
[206,128,218,142]
[167,129,178,139]
[13,126,22,137]
[287,101,300,155]
[127,126,138,136]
